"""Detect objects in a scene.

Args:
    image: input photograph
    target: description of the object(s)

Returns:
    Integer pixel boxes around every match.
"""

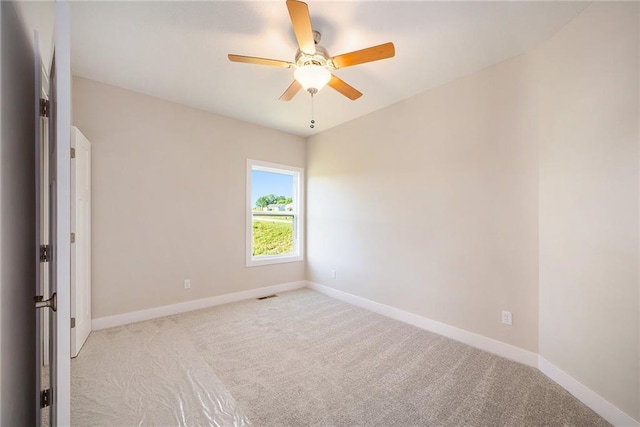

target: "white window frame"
[246,159,304,267]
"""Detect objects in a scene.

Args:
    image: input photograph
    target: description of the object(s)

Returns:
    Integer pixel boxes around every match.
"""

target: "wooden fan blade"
[286,0,316,55]
[331,42,395,69]
[327,74,362,100]
[228,54,293,68]
[280,80,302,101]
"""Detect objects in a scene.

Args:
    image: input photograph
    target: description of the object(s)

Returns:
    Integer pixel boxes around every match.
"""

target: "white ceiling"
[70,1,588,137]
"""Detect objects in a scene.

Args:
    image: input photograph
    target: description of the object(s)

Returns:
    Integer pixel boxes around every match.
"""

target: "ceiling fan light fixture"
[228,2,395,103]
[294,64,331,92]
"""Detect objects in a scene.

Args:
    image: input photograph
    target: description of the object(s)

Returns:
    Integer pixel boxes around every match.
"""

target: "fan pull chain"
[310,92,316,129]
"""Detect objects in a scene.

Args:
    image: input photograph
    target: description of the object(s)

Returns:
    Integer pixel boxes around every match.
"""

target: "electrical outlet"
[331,269,336,279]
[501,310,512,326]
[184,279,191,289]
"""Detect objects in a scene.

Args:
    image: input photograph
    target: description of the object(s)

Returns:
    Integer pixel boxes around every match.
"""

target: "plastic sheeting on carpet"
[71,315,250,426]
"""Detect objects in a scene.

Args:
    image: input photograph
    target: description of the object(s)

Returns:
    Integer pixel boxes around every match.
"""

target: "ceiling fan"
[228,0,395,101]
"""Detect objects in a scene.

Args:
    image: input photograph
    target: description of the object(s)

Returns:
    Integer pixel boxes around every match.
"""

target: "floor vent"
[257,294,278,300]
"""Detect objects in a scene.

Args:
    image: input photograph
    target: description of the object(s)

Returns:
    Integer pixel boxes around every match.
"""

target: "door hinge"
[70,147,75,158]
[71,317,76,328]
[40,98,49,118]
[71,232,75,243]
[39,244,50,262]
[40,388,51,408]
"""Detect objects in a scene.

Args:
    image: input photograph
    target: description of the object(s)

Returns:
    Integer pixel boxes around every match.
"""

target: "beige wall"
[534,2,639,420]
[308,2,638,420]
[72,77,306,319]
[307,42,540,352]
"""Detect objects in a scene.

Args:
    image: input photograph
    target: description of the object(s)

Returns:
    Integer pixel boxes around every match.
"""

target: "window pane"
[251,169,295,257]
[252,215,294,256]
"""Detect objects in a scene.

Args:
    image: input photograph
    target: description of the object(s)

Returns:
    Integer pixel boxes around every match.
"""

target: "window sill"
[246,254,303,267]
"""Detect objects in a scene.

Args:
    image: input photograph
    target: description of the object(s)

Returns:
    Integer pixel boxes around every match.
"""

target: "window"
[246,159,304,267]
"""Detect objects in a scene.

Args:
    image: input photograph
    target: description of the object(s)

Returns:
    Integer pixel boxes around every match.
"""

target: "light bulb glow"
[294,65,331,92]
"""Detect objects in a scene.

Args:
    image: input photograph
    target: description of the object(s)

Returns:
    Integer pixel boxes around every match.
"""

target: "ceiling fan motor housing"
[295,44,332,69]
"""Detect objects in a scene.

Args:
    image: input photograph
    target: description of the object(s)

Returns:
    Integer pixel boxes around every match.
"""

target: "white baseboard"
[538,357,639,427]
[91,281,306,330]
[306,281,538,367]
[306,281,639,426]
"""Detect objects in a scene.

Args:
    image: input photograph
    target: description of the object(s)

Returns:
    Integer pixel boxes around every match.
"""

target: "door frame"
[38,35,51,371]
[34,27,43,427]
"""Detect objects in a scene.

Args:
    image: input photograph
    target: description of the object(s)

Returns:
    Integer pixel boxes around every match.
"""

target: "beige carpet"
[71,315,250,426]
[72,288,609,426]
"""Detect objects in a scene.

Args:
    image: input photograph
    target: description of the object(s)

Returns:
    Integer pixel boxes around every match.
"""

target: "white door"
[71,127,91,357]
[34,3,71,425]
[34,28,56,427]
[50,2,72,425]
[47,51,60,426]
